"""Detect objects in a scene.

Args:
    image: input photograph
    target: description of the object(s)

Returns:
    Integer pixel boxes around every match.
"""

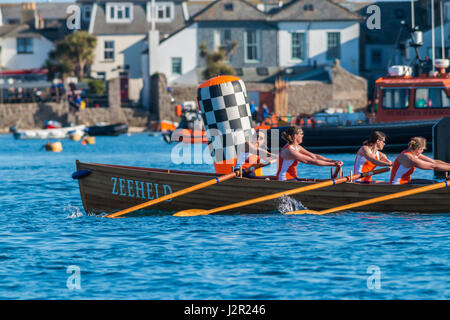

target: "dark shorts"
[234,169,267,179]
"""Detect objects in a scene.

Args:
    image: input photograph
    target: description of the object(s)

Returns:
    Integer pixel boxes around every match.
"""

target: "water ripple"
[0,134,448,299]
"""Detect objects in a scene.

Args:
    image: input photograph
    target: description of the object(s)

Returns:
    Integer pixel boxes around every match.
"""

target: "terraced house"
[139,0,361,108]
[1,0,362,109]
[0,2,71,70]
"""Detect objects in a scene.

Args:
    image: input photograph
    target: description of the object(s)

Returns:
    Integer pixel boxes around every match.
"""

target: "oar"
[285,180,449,215]
[174,167,391,217]
[105,161,274,218]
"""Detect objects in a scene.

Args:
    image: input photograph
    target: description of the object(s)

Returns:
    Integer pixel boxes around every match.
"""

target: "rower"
[354,131,392,183]
[390,137,450,184]
[277,126,343,181]
[234,130,275,178]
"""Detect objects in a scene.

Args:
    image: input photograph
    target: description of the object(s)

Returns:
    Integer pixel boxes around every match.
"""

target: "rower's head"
[364,131,387,150]
[252,129,266,146]
[282,126,304,145]
[408,137,427,155]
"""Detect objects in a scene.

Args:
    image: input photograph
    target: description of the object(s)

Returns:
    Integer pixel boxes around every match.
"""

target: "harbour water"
[0,133,448,299]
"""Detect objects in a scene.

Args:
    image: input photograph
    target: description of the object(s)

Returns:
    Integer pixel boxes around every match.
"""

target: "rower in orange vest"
[234,130,275,178]
[390,137,450,184]
[354,131,392,183]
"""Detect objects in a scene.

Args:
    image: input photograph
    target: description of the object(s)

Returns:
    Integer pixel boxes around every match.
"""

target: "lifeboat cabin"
[374,61,450,123]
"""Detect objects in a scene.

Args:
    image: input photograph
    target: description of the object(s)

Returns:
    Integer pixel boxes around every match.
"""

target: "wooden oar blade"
[284,210,320,215]
[173,209,209,217]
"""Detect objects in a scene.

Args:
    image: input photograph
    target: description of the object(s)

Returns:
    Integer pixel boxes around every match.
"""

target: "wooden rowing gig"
[73,161,450,215]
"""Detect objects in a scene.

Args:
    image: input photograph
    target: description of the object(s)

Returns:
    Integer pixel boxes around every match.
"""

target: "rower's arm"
[379,152,393,165]
[361,148,392,167]
[298,146,338,165]
[258,148,276,161]
[289,148,338,167]
[408,156,440,170]
[418,154,436,164]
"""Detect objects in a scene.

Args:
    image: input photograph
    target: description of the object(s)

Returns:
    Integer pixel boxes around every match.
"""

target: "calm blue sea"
[0,133,448,300]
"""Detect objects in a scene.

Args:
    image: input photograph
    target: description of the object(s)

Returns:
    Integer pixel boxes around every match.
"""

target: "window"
[445,2,450,21]
[394,8,405,19]
[245,30,260,62]
[371,49,382,66]
[214,29,232,50]
[147,2,174,22]
[104,41,115,61]
[234,68,243,76]
[415,88,450,108]
[291,32,305,60]
[224,3,233,11]
[327,32,340,60]
[257,67,268,76]
[97,72,106,80]
[172,57,182,75]
[17,38,33,54]
[427,47,450,59]
[82,5,92,21]
[382,88,410,109]
[106,3,133,23]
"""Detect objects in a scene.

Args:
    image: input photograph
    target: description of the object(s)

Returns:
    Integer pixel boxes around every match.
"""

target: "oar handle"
[241,159,276,173]
[331,167,390,185]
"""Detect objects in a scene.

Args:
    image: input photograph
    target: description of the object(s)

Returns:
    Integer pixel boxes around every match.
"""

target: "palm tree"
[49,31,97,80]
[199,40,238,79]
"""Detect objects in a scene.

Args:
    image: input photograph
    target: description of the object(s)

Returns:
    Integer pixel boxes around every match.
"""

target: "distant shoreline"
[0,126,148,134]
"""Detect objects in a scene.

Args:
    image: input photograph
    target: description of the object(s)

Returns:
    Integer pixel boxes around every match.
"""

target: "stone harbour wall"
[0,102,69,131]
[0,102,151,132]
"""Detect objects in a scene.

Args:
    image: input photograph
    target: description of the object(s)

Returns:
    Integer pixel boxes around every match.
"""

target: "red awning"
[0,68,48,76]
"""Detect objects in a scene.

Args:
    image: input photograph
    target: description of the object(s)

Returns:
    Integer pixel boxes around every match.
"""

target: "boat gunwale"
[78,161,328,183]
[76,161,449,188]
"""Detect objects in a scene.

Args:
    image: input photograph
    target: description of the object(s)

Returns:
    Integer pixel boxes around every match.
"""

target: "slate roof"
[0,24,46,39]
[269,0,361,21]
[90,2,189,39]
[192,0,268,21]
[0,2,72,42]
[0,2,73,20]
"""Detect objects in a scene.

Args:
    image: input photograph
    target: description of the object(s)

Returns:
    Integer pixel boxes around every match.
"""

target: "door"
[119,73,129,103]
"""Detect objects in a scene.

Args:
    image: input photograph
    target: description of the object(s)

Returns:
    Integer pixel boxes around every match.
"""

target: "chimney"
[20,2,38,29]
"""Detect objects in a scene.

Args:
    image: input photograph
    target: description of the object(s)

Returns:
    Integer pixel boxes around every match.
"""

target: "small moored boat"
[86,123,128,136]
[13,125,86,140]
[74,161,450,215]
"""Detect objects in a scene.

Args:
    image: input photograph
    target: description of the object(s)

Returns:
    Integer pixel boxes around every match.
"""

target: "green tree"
[199,40,238,79]
[48,31,97,80]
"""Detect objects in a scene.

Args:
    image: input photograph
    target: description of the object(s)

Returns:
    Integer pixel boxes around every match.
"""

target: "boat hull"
[75,161,450,215]
[13,125,86,140]
[268,120,435,153]
[87,123,128,136]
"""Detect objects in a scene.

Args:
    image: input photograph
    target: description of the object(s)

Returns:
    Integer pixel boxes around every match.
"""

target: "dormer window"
[304,4,314,11]
[224,3,233,11]
[106,3,133,23]
[147,2,174,23]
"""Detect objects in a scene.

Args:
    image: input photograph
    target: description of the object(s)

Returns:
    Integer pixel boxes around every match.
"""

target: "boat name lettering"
[111,177,173,201]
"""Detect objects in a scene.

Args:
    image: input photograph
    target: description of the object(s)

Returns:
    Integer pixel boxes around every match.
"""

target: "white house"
[86,0,199,104]
[0,2,68,70]
[277,21,360,75]
[272,0,361,75]
[0,24,54,70]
